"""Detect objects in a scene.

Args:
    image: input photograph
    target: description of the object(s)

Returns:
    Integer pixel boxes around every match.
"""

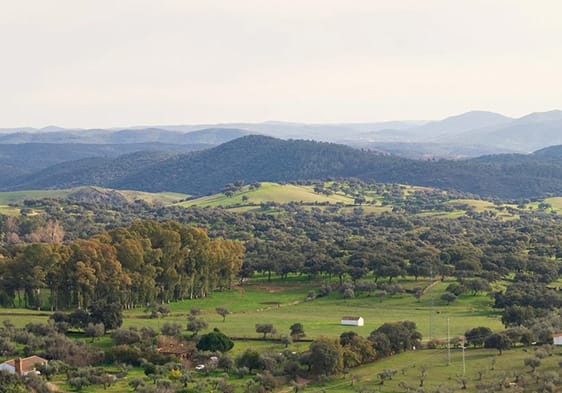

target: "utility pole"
[462,342,466,376]
[429,267,434,339]
[447,317,451,366]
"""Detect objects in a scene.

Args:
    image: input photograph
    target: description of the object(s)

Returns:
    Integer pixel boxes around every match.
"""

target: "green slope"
[180,182,355,208]
[0,187,189,206]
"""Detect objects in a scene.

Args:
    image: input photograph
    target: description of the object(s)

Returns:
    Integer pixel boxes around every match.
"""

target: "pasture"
[319,345,562,393]
[119,277,503,341]
[180,182,355,208]
[0,275,557,393]
[0,275,502,340]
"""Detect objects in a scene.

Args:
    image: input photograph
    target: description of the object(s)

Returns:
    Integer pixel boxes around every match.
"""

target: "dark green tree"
[89,302,123,331]
[307,338,343,375]
[196,329,234,352]
[484,333,512,355]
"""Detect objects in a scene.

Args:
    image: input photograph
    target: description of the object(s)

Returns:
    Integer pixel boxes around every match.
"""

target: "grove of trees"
[0,220,244,310]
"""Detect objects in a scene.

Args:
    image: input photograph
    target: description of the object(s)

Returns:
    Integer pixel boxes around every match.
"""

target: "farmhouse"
[341,316,364,326]
[0,356,48,376]
[553,333,562,345]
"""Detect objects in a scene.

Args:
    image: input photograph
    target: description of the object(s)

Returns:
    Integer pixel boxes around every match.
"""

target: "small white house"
[553,333,562,346]
[0,356,48,376]
[341,316,364,326]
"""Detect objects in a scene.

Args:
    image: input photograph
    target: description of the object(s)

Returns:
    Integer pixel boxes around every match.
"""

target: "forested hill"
[112,136,394,193]
[3,135,562,198]
[5,151,180,191]
[0,142,209,174]
[532,144,562,158]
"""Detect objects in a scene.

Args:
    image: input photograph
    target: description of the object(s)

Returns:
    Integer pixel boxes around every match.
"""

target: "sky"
[1,0,562,128]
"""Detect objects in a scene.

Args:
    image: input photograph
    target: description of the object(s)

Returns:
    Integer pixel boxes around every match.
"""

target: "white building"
[553,333,562,346]
[0,356,48,376]
[341,316,364,326]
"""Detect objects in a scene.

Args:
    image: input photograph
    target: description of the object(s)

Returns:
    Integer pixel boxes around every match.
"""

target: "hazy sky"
[2,0,562,128]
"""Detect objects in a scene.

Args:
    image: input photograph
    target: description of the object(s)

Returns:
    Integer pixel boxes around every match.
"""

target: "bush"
[343,288,355,299]
[50,312,69,323]
[161,322,182,337]
[218,355,234,371]
[446,283,466,296]
[196,330,234,352]
[318,284,332,297]
[111,345,142,366]
[112,328,141,345]
[25,322,56,336]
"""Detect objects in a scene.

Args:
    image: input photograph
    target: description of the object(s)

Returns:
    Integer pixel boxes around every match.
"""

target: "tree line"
[0,220,244,310]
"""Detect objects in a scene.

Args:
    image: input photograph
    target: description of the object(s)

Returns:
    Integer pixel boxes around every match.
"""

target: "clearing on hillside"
[181,182,355,208]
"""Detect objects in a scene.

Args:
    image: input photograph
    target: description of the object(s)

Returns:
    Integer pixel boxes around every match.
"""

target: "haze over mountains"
[2,109,562,159]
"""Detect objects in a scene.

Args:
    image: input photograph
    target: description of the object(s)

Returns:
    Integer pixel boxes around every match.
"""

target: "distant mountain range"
[3,135,562,199]
[0,128,247,179]
[351,110,562,158]
[0,127,250,145]
[2,110,562,158]
[0,142,210,182]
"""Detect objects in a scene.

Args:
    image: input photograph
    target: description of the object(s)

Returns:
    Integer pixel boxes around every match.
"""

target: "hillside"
[0,186,188,207]
[182,182,356,208]
[4,151,179,191]
[526,143,562,158]
[3,136,562,198]
[0,142,209,176]
[110,136,394,194]
[116,137,562,198]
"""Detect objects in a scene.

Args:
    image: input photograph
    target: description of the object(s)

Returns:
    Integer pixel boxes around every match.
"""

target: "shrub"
[111,345,142,366]
[112,328,141,345]
[196,330,234,352]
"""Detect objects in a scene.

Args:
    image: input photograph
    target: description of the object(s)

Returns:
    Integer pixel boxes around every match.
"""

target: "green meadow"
[0,276,502,340]
[0,275,558,392]
[319,345,562,393]
[180,182,355,208]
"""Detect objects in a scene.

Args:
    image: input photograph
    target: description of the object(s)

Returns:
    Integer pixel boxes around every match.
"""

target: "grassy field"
[0,276,501,340]
[181,183,447,210]
[447,199,520,219]
[0,275,556,392]
[126,278,502,340]
[0,189,73,205]
[0,187,188,207]
[545,196,562,211]
[115,190,188,204]
[526,196,562,213]
[0,205,20,215]
[180,182,355,208]
[319,345,562,393]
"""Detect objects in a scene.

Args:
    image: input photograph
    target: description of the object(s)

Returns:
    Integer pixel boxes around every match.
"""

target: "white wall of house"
[341,317,364,326]
[0,363,15,374]
[554,335,562,345]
